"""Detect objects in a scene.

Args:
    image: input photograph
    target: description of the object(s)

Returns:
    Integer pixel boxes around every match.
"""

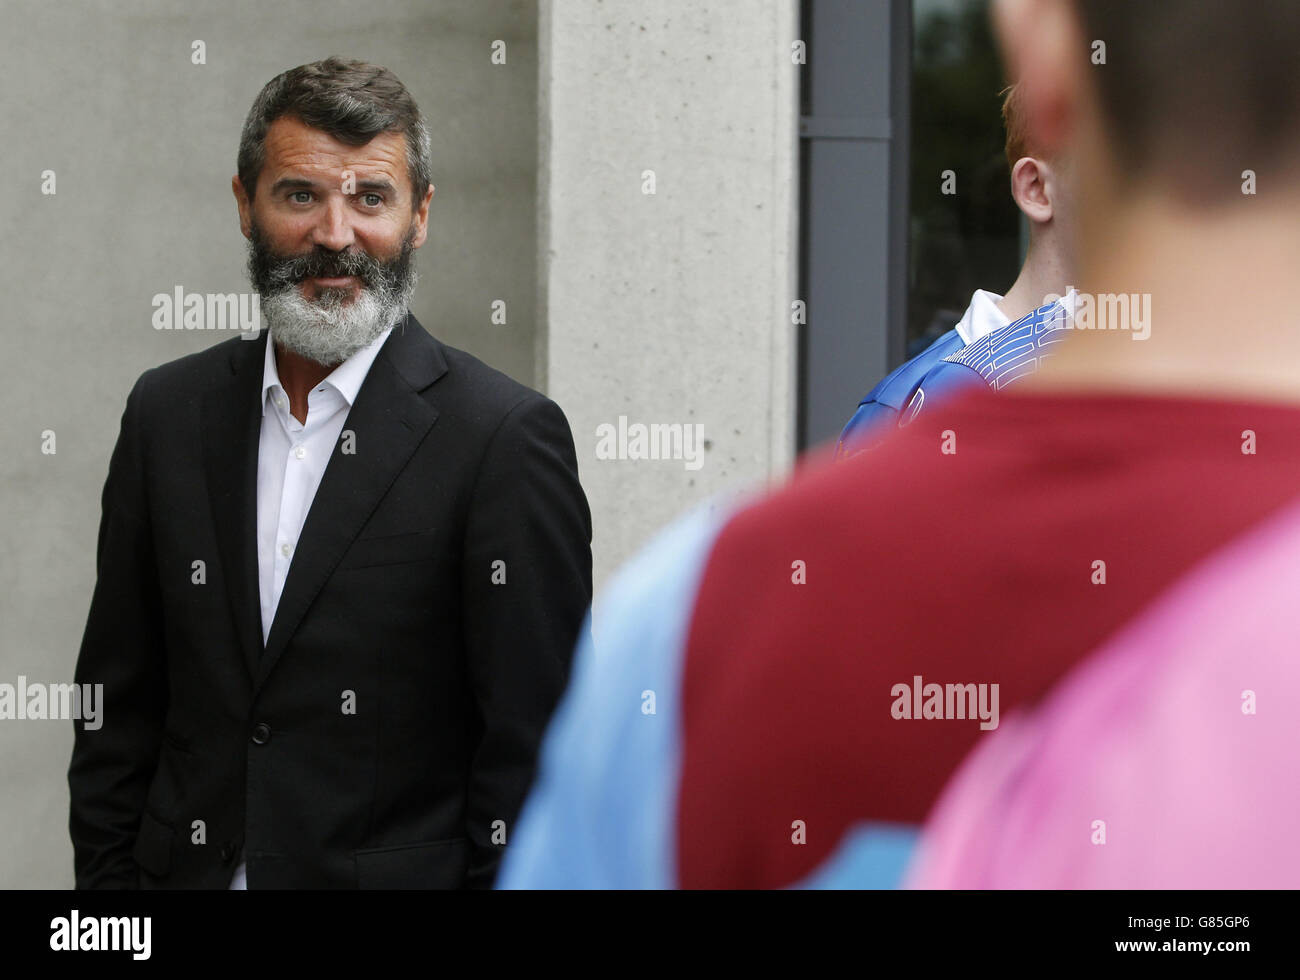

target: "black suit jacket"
[68,314,592,888]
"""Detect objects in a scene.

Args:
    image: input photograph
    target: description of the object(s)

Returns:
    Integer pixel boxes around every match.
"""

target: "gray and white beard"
[261,271,417,366]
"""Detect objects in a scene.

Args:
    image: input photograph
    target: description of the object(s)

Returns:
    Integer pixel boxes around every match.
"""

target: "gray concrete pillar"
[538,0,800,590]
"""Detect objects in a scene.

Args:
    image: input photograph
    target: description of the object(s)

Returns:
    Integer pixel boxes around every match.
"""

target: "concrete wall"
[0,0,538,888]
[0,0,800,888]
[538,0,800,594]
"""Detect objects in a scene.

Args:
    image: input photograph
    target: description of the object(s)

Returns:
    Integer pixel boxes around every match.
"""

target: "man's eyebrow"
[267,175,400,197]
[269,176,322,195]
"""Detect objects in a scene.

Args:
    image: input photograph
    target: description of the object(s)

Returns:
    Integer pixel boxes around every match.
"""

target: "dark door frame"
[797,0,911,451]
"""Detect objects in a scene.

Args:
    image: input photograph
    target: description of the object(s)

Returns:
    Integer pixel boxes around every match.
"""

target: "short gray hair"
[237,57,432,207]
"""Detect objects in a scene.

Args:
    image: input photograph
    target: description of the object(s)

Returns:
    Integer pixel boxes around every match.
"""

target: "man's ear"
[1011,157,1054,224]
[232,175,253,240]
[410,184,434,249]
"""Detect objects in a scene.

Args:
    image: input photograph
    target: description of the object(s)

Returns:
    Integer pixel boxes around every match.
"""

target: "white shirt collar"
[1054,287,1078,319]
[261,324,395,417]
[953,289,1010,345]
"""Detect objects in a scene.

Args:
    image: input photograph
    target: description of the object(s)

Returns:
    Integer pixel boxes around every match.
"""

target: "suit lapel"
[202,331,269,688]
[254,314,447,693]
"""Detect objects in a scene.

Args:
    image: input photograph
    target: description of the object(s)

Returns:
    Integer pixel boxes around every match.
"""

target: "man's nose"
[310,194,355,252]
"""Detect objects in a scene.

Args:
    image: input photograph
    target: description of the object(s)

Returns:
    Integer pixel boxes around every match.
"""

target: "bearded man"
[67,57,592,890]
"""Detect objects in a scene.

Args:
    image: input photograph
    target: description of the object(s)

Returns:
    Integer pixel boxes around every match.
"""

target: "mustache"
[247,225,414,295]
[266,246,384,286]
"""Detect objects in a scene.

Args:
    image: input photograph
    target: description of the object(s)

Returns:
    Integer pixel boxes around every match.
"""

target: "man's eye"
[362,193,383,207]
[290,191,312,204]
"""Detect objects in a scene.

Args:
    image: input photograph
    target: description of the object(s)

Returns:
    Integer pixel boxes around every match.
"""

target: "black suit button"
[219,842,235,863]
[250,722,271,745]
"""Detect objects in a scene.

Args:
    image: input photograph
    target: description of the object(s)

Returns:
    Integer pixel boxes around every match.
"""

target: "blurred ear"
[993,0,1081,163]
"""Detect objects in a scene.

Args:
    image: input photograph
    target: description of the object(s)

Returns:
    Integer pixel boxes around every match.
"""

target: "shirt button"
[280,543,291,557]
[250,723,271,745]
[294,445,306,460]
[276,396,286,408]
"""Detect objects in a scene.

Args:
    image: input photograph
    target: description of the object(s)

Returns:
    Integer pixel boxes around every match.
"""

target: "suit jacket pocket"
[354,837,470,889]
[132,810,174,879]
[338,529,439,570]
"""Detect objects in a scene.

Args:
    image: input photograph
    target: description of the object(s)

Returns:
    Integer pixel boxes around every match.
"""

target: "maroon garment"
[676,388,1300,888]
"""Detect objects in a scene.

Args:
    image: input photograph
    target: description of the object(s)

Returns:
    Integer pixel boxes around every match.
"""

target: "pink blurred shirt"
[907,494,1300,889]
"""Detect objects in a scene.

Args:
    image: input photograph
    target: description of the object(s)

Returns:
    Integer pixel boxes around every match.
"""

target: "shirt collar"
[261,323,395,417]
[954,289,1010,345]
[1056,287,1078,319]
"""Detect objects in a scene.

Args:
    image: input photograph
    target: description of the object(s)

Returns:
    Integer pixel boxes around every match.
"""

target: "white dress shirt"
[229,324,393,890]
